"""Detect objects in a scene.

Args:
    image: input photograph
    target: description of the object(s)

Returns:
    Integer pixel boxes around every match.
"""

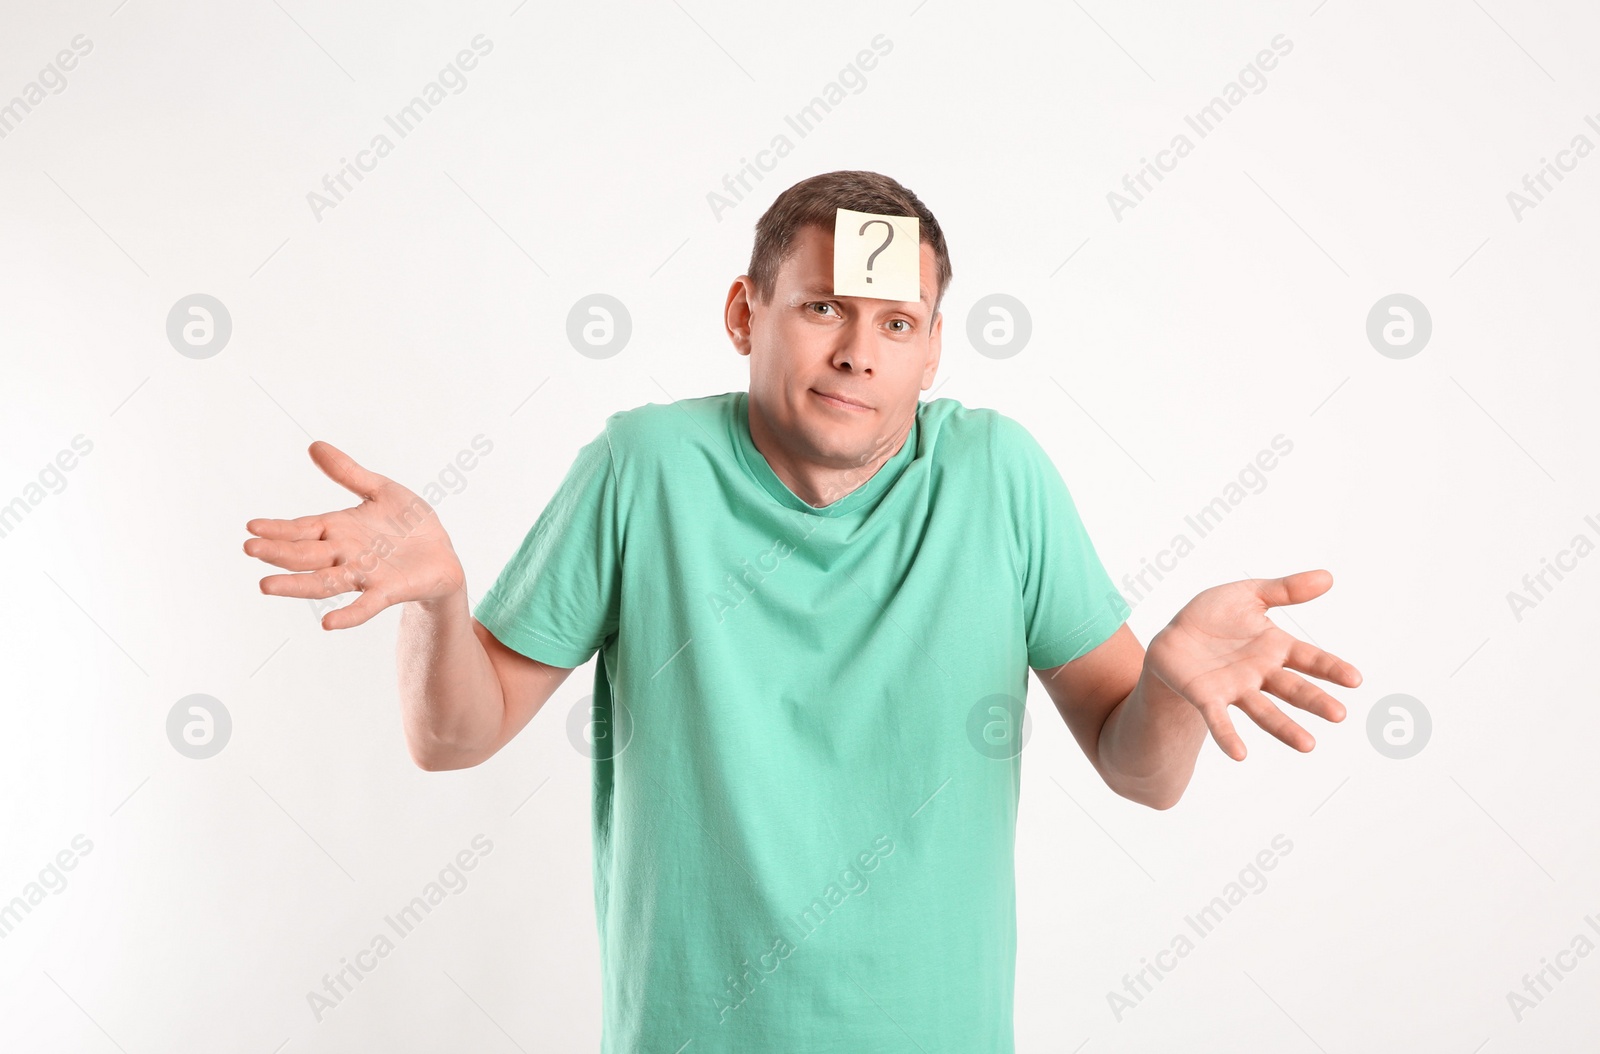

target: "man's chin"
[783,421,855,462]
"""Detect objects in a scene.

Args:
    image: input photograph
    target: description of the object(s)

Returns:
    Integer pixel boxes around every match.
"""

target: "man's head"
[725,171,952,478]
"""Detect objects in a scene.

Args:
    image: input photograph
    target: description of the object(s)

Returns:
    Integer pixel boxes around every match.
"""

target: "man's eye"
[808,302,838,316]
[889,319,909,332]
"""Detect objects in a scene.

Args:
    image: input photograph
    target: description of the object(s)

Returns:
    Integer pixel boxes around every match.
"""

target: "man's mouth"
[811,389,872,412]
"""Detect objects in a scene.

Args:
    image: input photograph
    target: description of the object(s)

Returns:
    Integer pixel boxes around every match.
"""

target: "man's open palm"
[1145,569,1362,761]
[244,441,466,630]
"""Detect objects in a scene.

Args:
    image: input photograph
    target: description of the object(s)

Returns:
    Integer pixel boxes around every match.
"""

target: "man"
[244,170,1361,1053]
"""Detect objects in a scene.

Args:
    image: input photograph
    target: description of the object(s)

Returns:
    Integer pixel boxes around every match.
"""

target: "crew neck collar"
[731,390,918,518]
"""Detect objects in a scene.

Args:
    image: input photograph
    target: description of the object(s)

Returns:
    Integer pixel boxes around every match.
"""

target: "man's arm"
[396,592,574,771]
[1034,625,1207,811]
[246,440,576,772]
[1034,571,1363,810]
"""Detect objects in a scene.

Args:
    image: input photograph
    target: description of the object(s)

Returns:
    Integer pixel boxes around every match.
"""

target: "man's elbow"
[1105,771,1187,811]
[407,739,486,772]
[1118,786,1182,810]
[1139,788,1184,811]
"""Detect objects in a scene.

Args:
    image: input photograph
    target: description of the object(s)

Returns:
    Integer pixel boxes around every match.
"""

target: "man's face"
[726,223,942,471]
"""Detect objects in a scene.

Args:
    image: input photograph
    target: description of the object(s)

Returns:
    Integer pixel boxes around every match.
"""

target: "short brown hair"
[745,170,953,314]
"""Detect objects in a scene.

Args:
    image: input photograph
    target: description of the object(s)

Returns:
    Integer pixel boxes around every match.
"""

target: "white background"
[2,0,1597,1050]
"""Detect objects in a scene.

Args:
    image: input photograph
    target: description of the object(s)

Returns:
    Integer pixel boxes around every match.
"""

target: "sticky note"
[832,208,920,302]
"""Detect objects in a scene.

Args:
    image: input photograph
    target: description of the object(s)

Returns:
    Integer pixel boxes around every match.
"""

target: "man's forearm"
[396,589,505,769]
[1095,651,1209,810]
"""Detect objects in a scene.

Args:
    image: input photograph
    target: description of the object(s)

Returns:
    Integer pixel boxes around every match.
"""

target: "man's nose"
[833,322,877,373]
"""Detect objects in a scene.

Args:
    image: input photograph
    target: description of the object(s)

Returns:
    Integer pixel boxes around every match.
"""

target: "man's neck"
[747,400,913,509]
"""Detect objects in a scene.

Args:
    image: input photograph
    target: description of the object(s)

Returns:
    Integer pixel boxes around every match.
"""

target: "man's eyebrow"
[794,283,932,307]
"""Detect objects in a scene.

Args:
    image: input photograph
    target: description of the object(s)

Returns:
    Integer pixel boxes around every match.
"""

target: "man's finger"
[309,441,389,501]
[1283,638,1362,688]
[1193,701,1249,762]
[1263,668,1346,724]
[1251,569,1334,609]
[1234,689,1315,752]
[244,536,341,572]
[245,515,326,541]
[321,589,390,630]
[258,566,363,600]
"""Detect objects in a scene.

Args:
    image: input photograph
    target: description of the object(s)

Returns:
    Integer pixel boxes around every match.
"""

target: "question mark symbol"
[859,219,894,284]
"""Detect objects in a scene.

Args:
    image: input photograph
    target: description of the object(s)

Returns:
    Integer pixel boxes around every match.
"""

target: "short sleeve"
[994,415,1131,670]
[472,425,622,669]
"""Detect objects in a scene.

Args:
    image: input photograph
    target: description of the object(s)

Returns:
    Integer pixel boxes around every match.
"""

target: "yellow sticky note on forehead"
[833,208,920,302]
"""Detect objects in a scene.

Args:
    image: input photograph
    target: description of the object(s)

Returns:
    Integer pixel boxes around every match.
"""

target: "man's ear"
[725,277,756,357]
[922,310,943,388]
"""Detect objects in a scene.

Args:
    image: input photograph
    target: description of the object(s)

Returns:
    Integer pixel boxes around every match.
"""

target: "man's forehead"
[788,230,935,306]
[782,222,934,304]
[790,279,932,308]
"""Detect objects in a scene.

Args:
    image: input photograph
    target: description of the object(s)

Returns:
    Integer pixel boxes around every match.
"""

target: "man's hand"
[244,441,467,630]
[1144,569,1361,762]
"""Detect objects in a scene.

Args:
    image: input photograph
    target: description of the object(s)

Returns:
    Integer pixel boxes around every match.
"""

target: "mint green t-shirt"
[473,390,1129,1053]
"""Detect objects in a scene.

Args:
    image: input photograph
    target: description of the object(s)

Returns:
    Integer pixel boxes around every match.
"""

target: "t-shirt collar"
[731,390,918,518]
